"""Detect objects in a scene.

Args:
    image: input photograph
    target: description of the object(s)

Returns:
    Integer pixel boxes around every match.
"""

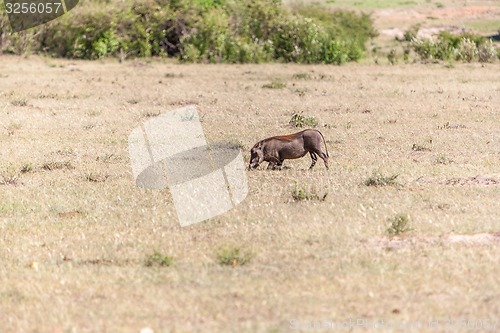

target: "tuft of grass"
[292,182,327,201]
[83,124,96,130]
[387,49,397,65]
[262,79,286,89]
[289,112,318,128]
[96,153,121,163]
[37,92,59,99]
[387,213,413,236]
[0,202,24,214]
[86,110,102,117]
[3,122,22,136]
[127,99,140,105]
[438,122,466,130]
[144,251,174,267]
[293,88,308,97]
[365,172,399,187]
[142,110,161,118]
[164,72,183,78]
[216,246,253,267]
[10,98,28,106]
[411,143,431,152]
[41,161,74,171]
[0,165,21,186]
[84,172,109,183]
[435,154,453,165]
[20,162,34,174]
[292,73,311,80]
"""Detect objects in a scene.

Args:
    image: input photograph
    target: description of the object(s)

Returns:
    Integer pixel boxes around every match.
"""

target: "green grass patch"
[387,213,413,236]
[292,72,312,80]
[262,79,286,89]
[216,246,253,266]
[144,251,174,267]
[289,112,318,128]
[365,172,399,187]
[292,182,328,201]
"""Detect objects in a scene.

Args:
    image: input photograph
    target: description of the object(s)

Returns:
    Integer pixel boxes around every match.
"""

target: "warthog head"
[249,143,263,170]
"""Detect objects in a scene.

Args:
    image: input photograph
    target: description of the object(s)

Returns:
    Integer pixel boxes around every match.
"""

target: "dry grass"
[0,55,499,332]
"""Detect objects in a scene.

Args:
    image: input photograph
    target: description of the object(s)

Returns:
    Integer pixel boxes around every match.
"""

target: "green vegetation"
[144,251,174,267]
[20,162,34,174]
[10,98,28,107]
[435,154,453,165]
[364,172,399,187]
[387,213,413,236]
[0,0,376,64]
[407,31,498,63]
[0,164,20,186]
[292,183,328,201]
[216,246,253,266]
[411,143,431,152]
[262,79,286,89]
[292,72,312,80]
[289,112,318,128]
[41,161,74,171]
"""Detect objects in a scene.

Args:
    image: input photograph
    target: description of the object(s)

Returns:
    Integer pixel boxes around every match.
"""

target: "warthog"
[249,129,329,170]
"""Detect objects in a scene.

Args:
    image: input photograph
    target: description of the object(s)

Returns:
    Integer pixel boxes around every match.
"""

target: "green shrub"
[478,39,497,63]
[0,164,21,186]
[291,182,327,201]
[456,38,478,62]
[364,172,399,187]
[409,32,489,63]
[387,214,413,236]
[262,79,286,89]
[144,250,174,267]
[1,0,376,63]
[411,38,437,61]
[292,73,311,80]
[289,112,318,128]
[216,246,253,266]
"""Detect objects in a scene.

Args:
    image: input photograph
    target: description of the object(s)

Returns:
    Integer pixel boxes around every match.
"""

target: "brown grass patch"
[1,55,499,332]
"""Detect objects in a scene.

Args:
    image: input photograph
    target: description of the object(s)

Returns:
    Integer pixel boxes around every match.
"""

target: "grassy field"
[0,55,499,332]
[287,0,500,34]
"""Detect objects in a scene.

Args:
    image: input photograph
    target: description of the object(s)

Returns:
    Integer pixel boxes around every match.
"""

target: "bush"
[478,39,497,63]
[364,172,399,187]
[291,182,327,201]
[411,37,437,61]
[1,0,376,64]
[409,32,491,63]
[387,214,413,236]
[456,38,478,62]
[262,79,286,89]
[144,250,174,267]
[289,112,318,128]
[216,246,252,266]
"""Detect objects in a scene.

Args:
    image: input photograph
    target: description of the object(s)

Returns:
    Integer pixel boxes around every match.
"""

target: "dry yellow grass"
[0,55,499,332]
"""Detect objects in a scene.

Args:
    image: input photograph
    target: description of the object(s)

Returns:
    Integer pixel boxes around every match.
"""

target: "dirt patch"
[364,232,500,250]
[446,175,499,186]
[376,5,500,36]
[381,25,467,40]
[415,175,500,186]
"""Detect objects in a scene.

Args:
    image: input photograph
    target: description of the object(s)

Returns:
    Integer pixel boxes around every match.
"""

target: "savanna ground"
[1,1,500,333]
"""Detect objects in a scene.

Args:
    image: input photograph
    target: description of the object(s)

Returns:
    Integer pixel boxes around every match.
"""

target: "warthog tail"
[318,130,329,157]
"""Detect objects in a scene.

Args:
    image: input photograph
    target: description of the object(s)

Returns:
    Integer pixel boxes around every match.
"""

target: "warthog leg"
[309,152,318,169]
[310,149,328,170]
[267,156,283,170]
